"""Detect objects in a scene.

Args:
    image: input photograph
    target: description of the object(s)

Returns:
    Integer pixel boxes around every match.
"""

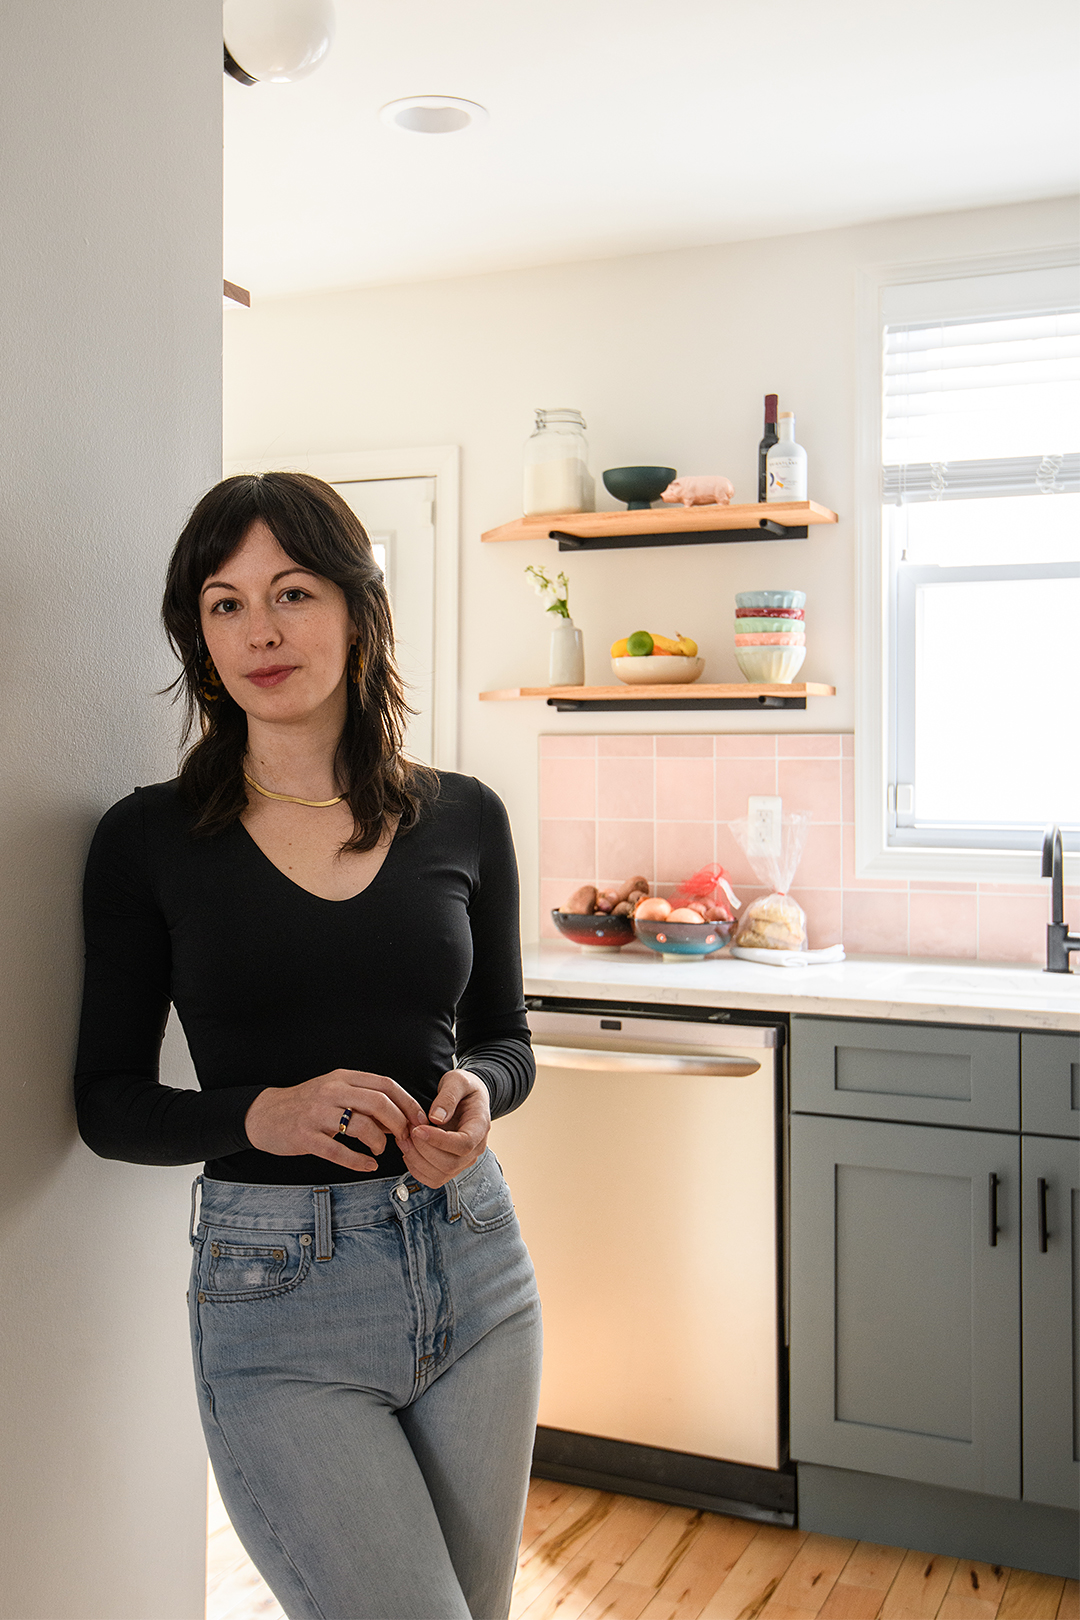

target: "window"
[856,254,1080,880]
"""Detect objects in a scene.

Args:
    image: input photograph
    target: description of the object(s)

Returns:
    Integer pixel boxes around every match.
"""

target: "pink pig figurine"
[661,475,735,507]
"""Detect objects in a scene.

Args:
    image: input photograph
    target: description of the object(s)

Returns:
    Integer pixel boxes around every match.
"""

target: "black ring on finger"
[335,1108,353,1137]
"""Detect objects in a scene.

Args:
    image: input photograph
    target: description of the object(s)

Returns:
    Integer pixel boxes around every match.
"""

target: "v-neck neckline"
[237,819,400,905]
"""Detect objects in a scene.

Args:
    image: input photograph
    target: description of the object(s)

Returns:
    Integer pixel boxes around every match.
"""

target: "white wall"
[223,196,1076,940]
[0,3,221,1615]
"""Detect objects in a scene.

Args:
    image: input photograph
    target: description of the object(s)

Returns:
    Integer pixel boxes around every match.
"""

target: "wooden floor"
[207,1471,1078,1620]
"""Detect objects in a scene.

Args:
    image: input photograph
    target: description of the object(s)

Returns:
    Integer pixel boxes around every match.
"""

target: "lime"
[626,630,654,657]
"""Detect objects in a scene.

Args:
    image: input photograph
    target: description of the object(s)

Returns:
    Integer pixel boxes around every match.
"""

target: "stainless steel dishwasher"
[488,997,792,1524]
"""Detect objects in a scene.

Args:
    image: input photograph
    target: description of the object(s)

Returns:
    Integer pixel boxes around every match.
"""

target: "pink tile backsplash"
[596,820,655,882]
[776,756,842,825]
[597,757,653,820]
[977,892,1048,964]
[778,734,843,758]
[655,820,715,884]
[656,735,713,757]
[539,733,1059,964]
[714,756,779,823]
[655,757,714,823]
[909,891,979,959]
[539,756,596,820]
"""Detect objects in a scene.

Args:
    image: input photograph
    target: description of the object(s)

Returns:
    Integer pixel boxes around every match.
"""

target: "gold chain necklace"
[244,772,345,809]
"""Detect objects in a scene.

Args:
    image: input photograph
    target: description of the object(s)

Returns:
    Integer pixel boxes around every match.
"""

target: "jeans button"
[395,1185,409,1202]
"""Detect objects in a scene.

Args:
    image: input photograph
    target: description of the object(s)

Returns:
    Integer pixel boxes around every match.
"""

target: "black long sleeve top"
[74,772,534,1183]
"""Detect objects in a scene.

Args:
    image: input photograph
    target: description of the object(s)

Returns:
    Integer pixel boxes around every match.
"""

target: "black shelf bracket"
[550,520,809,553]
[547,695,808,712]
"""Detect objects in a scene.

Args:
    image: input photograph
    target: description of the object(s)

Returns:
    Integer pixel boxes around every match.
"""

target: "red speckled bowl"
[551,910,636,951]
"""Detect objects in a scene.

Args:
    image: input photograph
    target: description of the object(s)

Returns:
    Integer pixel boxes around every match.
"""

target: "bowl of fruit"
[631,869,740,962]
[611,630,704,684]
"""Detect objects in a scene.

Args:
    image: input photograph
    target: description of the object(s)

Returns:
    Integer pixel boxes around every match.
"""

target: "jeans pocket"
[456,1157,517,1234]
[195,1227,313,1303]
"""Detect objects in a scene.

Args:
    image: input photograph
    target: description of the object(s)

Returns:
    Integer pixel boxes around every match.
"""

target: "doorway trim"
[223,447,460,769]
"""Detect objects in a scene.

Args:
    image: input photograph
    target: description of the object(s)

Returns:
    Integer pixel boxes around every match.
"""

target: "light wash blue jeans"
[188,1151,543,1620]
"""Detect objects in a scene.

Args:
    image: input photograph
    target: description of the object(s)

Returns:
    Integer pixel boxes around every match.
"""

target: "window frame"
[854,245,1079,884]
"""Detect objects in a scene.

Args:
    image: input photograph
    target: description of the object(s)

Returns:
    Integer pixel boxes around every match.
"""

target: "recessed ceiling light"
[379,96,488,136]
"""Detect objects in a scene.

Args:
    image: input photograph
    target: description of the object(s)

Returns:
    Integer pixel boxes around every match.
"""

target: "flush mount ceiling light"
[224,0,335,85]
[379,96,489,135]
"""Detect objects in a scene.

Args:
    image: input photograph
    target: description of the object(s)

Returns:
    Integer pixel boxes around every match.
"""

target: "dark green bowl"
[602,466,677,510]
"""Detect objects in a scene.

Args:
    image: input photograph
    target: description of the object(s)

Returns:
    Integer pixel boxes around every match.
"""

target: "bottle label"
[767,457,807,499]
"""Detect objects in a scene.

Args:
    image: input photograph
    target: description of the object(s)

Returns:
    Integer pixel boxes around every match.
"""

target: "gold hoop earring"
[198,655,224,704]
[349,643,364,684]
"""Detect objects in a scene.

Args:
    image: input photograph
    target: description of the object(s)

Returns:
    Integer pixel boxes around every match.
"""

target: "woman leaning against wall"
[73,471,542,1620]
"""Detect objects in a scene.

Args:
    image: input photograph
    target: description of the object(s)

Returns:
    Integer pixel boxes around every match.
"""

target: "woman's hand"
[244,1068,427,1173]
[402,1071,491,1189]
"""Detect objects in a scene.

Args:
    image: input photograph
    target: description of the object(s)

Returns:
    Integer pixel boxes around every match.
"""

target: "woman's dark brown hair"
[162,471,436,850]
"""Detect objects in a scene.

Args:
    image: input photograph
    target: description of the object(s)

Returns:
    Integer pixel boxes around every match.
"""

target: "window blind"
[883,305,1080,496]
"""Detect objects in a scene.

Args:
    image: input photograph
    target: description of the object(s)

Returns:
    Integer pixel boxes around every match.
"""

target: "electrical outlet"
[747,795,782,857]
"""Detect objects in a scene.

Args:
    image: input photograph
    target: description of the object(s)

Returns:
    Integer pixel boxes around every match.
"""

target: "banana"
[610,636,629,658]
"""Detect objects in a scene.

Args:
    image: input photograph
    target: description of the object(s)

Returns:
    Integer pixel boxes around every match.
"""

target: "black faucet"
[1041,824,1080,973]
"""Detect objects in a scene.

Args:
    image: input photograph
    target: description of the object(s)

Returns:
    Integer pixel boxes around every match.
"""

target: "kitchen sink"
[879,966,1079,997]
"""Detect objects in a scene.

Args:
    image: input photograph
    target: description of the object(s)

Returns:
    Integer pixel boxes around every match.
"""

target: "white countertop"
[522,943,1080,1032]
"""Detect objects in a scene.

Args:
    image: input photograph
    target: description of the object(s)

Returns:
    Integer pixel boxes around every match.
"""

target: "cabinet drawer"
[791,1016,1018,1130]
[1022,1031,1080,1138]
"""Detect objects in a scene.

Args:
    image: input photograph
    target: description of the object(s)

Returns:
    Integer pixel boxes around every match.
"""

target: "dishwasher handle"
[532,1043,762,1078]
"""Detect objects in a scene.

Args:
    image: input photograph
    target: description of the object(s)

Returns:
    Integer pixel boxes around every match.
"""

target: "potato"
[598,874,650,913]
[562,884,597,915]
[634,896,671,921]
[668,906,707,923]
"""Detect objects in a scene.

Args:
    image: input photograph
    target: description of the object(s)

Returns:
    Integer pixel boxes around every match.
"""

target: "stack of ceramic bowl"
[734,590,806,683]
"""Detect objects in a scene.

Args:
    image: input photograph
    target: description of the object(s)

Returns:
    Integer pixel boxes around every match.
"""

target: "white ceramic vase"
[549,618,585,686]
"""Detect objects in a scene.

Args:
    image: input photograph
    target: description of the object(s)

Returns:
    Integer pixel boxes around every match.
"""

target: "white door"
[332,477,436,765]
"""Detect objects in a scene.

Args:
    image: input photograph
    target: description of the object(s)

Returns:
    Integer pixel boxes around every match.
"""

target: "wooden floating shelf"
[481,501,837,552]
[480,682,836,713]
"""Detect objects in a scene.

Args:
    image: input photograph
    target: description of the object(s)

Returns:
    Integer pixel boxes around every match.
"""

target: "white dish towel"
[730,944,846,968]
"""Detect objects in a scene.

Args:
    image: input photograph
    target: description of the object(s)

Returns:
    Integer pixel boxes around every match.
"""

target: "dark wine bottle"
[757,394,778,503]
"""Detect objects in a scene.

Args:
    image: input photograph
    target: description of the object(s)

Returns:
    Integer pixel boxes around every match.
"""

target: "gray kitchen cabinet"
[789,1112,1021,1497]
[1022,1030,1079,1138]
[790,1016,1018,1131]
[1022,1133,1080,1510]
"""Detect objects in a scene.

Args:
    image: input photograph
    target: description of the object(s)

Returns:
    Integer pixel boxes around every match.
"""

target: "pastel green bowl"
[602,466,677,510]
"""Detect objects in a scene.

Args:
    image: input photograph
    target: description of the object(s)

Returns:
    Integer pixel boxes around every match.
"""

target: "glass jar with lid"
[523,409,595,516]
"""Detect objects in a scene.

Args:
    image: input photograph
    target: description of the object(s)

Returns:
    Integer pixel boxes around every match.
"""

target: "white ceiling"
[224,0,1080,300]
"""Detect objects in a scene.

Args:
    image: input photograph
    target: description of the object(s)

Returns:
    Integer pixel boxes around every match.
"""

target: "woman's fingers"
[311,1135,380,1173]
[404,1077,491,1186]
[332,1070,427,1130]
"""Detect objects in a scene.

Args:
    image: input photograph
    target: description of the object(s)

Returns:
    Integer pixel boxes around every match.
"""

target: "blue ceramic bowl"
[552,910,636,951]
[735,589,806,611]
[633,916,733,961]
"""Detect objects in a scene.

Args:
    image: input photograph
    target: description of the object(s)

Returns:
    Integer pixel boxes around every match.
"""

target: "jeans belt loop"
[445,1175,461,1223]
[189,1176,204,1245]
[313,1186,333,1261]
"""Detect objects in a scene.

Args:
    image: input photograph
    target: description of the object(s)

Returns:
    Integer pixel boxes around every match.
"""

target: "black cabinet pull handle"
[988,1172,1000,1246]
[1037,1177,1050,1252]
